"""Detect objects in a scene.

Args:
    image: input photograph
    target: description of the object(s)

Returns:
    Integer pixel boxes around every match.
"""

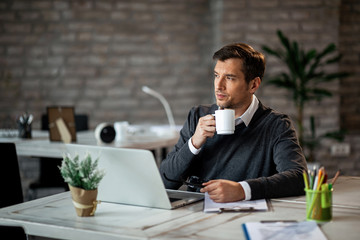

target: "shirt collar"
[232,95,259,127]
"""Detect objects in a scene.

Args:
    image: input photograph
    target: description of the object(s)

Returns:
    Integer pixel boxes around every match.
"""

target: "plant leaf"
[262,46,283,59]
[59,153,105,190]
[277,30,291,52]
[316,43,336,60]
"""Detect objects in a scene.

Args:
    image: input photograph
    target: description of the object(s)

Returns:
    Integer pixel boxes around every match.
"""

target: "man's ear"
[249,77,261,93]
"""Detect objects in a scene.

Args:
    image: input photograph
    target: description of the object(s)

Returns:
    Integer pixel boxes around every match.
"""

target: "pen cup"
[18,123,32,139]
[305,187,333,222]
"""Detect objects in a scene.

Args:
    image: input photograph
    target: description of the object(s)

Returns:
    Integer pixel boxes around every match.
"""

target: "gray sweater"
[160,101,307,200]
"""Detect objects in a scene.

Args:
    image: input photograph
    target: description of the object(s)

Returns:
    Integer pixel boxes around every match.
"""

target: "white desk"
[0,176,359,240]
[0,129,179,159]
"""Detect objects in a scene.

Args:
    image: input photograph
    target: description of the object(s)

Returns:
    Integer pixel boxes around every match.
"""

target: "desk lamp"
[142,86,176,130]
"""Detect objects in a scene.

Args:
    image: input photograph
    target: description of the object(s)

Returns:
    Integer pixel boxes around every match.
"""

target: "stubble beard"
[216,98,245,110]
[216,100,236,109]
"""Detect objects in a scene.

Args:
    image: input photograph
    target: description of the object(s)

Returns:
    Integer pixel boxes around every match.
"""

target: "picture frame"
[47,106,77,142]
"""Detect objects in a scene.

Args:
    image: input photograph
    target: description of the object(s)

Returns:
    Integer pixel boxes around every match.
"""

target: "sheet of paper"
[203,192,268,213]
[242,221,328,240]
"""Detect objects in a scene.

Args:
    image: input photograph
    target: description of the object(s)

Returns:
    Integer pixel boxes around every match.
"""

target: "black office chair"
[0,143,27,240]
[28,114,89,200]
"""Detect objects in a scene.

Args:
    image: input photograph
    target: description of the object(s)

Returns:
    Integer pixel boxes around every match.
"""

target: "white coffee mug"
[215,109,235,135]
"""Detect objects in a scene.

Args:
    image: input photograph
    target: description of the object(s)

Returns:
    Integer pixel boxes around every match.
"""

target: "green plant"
[262,30,350,161]
[59,153,105,190]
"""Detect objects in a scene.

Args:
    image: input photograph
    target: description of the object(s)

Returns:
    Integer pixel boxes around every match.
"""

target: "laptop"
[64,144,204,209]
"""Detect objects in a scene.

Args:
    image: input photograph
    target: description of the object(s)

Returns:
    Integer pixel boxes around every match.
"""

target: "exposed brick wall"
[0,0,359,176]
[0,0,213,129]
[339,0,360,132]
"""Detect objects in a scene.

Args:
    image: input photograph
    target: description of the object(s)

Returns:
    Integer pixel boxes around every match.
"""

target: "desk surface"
[0,129,179,158]
[0,176,359,240]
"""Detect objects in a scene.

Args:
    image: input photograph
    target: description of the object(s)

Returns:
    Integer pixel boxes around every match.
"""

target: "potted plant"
[59,153,105,217]
[262,30,350,162]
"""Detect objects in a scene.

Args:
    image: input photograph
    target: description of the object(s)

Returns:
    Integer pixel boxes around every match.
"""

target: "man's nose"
[215,76,226,90]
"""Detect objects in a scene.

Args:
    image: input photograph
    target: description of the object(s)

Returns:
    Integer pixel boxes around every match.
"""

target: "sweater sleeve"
[159,107,199,189]
[246,115,307,200]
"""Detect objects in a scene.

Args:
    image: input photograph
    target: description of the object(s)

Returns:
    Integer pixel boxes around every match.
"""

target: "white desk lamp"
[142,86,176,130]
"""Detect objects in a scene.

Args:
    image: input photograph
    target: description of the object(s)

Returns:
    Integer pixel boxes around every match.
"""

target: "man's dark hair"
[213,43,266,83]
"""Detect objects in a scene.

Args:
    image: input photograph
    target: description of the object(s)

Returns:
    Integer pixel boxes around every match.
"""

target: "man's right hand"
[191,114,216,149]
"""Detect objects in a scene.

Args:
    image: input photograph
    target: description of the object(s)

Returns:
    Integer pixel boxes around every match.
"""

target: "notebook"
[64,144,204,209]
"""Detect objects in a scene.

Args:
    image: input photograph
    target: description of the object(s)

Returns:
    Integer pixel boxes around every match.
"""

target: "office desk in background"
[0,129,179,163]
[0,176,359,240]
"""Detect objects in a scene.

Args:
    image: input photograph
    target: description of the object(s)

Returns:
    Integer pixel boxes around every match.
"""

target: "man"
[160,43,307,203]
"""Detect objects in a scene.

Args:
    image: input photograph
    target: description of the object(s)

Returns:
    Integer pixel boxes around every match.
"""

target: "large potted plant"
[262,30,349,162]
[59,153,105,217]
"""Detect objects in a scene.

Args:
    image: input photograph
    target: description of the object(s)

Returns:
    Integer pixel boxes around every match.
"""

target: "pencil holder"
[18,123,32,139]
[305,187,333,222]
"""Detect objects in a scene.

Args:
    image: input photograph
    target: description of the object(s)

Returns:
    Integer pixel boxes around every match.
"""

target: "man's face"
[214,58,256,116]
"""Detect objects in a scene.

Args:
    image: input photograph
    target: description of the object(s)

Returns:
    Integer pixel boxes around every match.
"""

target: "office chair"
[28,114,89,200]
[0,143,27,240]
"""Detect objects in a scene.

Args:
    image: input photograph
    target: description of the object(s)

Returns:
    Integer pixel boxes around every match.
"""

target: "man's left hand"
[200,179,245,203]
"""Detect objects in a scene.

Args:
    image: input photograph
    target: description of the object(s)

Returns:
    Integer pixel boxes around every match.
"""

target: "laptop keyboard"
[169,197,182,202]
